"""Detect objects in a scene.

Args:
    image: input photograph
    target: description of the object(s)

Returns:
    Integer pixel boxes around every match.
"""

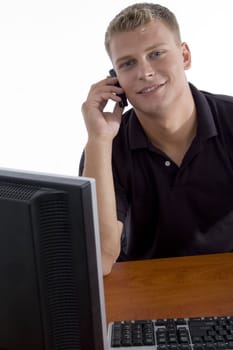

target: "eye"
[119,59,136,69]
[149,50,164,59]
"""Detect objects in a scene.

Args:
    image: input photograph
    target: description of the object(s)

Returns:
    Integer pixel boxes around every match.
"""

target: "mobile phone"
[109,69,128,108]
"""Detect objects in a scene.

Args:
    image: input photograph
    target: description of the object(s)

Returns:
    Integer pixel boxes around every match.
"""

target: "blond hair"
[105,3,181,54]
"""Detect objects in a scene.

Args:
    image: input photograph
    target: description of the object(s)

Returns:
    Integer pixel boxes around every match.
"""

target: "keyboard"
[108,316,233,349]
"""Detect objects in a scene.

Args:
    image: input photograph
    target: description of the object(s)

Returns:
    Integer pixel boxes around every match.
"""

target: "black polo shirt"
[111,83,233,261]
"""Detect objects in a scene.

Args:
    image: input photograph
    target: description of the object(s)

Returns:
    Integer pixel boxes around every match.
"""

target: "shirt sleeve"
[113,168,129,224]
[79,147,129,224]
[78,150,85,176]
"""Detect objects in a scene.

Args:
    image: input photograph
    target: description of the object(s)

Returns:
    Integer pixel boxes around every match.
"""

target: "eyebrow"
[115,43,167,65]
[115,55,133,66]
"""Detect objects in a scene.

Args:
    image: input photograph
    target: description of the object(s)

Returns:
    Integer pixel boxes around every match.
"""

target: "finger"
[113,100,125,115]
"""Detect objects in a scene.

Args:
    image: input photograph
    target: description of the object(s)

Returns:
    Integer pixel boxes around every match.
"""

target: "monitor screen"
[0,168,108,350]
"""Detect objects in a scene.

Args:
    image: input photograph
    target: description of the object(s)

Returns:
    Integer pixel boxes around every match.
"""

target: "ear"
[181,42,191,70]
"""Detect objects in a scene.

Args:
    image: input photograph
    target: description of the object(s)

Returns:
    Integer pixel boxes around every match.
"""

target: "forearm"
[83,138,122,275]
[81,75,124,274]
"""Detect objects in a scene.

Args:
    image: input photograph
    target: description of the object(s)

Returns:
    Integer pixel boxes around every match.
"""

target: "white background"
[0,0,232,176]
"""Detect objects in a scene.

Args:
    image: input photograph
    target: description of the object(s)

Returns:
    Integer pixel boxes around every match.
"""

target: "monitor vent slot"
[38,197,80,350]
[0,182,38,201]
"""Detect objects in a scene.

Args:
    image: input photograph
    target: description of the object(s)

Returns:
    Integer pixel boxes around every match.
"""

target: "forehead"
[109,20,177,64]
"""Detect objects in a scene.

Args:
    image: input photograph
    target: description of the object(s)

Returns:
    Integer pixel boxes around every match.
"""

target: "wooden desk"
[104,253,233,324]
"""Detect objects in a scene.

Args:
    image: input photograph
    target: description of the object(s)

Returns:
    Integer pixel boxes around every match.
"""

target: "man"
[80,3,233,275]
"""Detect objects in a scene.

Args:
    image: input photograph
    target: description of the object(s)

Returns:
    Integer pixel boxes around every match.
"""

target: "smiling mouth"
[138,82,166,94]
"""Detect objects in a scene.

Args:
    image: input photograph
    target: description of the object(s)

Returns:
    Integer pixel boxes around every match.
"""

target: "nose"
[137,59,154,80]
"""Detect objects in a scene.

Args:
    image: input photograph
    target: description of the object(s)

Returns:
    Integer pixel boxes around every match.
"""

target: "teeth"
[141,85,159,94]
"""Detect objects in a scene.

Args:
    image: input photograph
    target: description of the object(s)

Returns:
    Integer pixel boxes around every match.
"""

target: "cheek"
[164,51,186,72]
[120,76,134,95]
[164,57,181,73]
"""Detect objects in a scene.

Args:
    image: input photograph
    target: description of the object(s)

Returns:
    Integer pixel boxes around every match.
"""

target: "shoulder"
[190,83,233,132]
[198,88,233,146]
[200,89,233,113]
[112,109,133,158]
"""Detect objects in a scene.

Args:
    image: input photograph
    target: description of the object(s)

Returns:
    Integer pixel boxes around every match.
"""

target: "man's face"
[109,20,191,117]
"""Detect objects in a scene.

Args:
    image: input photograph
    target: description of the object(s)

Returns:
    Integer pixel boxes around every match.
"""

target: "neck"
[136,88,197,166]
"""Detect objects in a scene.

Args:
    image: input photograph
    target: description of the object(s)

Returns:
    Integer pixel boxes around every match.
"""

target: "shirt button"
[165,160,171,167]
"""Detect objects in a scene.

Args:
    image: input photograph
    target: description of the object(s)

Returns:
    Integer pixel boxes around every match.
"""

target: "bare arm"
[81,76,124,275]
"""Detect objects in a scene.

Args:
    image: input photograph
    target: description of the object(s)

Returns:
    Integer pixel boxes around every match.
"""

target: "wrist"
[86,135,113,148]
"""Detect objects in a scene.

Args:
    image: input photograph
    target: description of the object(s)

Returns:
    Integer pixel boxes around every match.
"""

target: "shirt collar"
[128,83,218,150]
[189,83,217,140]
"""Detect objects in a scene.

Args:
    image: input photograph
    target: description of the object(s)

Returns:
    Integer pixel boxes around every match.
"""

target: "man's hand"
[82,76,124,142]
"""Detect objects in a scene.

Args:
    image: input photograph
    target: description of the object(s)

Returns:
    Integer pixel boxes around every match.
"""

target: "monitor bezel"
[0,167,108,350]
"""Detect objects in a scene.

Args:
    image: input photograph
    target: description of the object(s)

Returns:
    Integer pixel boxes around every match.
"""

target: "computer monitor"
[0,167,108,350]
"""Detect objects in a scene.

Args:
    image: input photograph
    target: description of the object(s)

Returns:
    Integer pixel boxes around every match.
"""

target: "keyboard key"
[109,315,233,348]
